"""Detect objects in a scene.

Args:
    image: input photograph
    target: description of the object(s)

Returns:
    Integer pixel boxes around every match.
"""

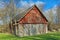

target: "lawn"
[0,32,60,40]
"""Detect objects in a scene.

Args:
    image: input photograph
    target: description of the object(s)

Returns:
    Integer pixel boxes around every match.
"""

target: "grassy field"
[0,32,60,40]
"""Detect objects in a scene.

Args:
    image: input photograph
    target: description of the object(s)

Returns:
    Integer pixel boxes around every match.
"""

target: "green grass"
[0,32,60,40]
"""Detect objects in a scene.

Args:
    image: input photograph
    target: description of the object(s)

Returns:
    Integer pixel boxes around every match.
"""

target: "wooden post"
[14,20,17,35]
[46,24,48,33]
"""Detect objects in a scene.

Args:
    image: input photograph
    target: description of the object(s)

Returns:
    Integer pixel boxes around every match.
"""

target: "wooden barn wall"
[19,6,47,24]
[16,24,48,37]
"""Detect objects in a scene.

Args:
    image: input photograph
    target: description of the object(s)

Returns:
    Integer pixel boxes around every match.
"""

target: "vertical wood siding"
[17,24,47,37]
[18,24,24,37]
[19,6,47,24]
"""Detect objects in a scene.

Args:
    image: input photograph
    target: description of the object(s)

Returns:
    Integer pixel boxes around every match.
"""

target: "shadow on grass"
[20,34,59,40]
[24,36,57,40]
[10,32,60,40]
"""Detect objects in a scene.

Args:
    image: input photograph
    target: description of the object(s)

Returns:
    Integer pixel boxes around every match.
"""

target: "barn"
[9,5,48,37]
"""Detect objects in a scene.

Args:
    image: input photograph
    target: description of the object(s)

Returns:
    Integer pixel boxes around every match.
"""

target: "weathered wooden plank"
[18,24,24,37]
[19,5,48,24]
[17,24,47,37]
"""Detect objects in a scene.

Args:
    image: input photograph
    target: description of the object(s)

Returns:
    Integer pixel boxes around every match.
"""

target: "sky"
[0,0,60,10]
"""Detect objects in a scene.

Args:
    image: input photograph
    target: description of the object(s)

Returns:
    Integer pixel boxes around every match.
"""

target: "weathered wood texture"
[19,6,47,24]
[17,24,48,37]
